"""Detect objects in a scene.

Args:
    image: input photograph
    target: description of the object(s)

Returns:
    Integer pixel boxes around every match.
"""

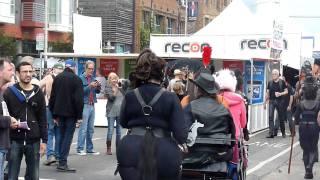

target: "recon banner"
[240,39,288,50]
[165,42,211,53]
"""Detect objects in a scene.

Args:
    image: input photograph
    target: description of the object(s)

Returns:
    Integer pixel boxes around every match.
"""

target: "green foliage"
[49,33,73,52]
[0,31,17,58]
[140,26,150,50]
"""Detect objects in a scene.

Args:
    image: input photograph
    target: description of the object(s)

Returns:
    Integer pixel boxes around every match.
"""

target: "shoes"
[57,165,77,173]
[266,135,274,138]
[43,155,57,166]
[76,150,87,156]
[87,150,100,155]
[282,134,286,138]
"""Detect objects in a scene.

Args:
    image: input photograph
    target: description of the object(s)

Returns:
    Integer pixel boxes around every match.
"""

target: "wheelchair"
[181,134,248,180]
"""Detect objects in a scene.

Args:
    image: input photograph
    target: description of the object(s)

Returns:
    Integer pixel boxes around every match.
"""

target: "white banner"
[150,33,301,69]
[73,14,102,54]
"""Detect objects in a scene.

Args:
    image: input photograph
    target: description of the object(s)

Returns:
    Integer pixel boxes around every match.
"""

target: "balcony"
[21,2,45,28]
[0,0,15,24]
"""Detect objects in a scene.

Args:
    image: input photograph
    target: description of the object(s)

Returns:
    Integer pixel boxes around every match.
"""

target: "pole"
[184,0,188,36]
[288,132,295,174]
[44,0,48,73]
[150,0,153,33]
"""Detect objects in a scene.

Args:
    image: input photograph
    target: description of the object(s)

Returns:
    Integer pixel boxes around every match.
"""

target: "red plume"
[202,46,212,68]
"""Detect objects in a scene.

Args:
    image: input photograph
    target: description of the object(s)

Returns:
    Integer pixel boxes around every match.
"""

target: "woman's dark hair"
[132,49,166,88]
[303,76,318,100]
[234,69,243,91]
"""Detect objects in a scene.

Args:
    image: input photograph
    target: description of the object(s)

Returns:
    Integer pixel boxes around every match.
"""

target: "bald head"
[272,69,280,81]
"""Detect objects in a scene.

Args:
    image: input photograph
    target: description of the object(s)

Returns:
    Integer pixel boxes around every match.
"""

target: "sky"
[240,0,320,34]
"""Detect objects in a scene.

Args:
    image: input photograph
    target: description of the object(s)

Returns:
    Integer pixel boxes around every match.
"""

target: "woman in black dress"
[116,49,188,180]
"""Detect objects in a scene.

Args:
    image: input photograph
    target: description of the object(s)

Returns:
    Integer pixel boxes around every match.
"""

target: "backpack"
[299,102,319,124]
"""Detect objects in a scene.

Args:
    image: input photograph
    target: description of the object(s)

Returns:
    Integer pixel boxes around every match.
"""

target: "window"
[10,0,15,16]
[204,17,211,26]
[167,18,173,34]
[154,15,163,33]
[142,11,150,29]
[48,0,61,23]
[216,0,221,11]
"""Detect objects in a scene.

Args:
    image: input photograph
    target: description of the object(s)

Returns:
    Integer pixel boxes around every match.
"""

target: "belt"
[129,127,171,138]
[300,121,317,125]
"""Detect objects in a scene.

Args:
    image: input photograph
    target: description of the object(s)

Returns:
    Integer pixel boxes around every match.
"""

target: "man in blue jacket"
[76,60,100,155]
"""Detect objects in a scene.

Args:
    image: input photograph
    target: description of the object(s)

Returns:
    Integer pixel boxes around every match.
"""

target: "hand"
[275,92,281,97]
[287,106,291,111]
[263,103,267,110]
[89,81,99,88]
[76,119,82,128]
[39,143,46,158]
[178,144,189,154]
[53,118,59,126]
[10,117,19,129]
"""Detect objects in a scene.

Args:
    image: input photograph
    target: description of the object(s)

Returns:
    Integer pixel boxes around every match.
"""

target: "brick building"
[0,0,74,56]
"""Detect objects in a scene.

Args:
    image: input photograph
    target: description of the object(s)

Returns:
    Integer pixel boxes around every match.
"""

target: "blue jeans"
[46,107,61,159]
[77,104,95,152]
[8,141,40,180]
[0,149,7,180]
[107,116,121,144]
[57,117,76,166]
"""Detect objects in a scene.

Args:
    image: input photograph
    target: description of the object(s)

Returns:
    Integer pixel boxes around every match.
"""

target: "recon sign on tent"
[165,42,211,53]
[240,39,288,50]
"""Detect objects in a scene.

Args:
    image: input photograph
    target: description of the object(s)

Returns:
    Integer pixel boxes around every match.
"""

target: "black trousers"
[268,100,286,136]
[299,124,320,172]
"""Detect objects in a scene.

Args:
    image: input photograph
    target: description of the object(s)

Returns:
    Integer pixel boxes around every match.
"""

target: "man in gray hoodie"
[0,58,18,180]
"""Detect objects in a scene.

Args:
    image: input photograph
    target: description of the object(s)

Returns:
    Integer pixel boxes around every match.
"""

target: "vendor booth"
[150,0,304,132]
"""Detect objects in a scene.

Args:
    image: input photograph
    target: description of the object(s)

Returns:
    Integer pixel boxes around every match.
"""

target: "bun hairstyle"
[132,49,166,88]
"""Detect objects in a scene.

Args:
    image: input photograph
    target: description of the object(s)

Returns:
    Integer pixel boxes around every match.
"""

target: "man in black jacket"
[0,58,19,180]
[49,59,84,172]
[3,61,47,180]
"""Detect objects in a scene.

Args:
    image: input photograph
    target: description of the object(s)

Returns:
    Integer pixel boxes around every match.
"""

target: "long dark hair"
[135,49,164,179]
[303,76,318,100]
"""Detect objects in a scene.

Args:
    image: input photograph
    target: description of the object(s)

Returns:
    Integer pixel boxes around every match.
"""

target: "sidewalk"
[261,145,320,180]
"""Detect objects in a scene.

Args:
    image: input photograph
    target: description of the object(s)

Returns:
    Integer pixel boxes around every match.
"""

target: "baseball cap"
[65,59,76,68]
[53,63,64,69]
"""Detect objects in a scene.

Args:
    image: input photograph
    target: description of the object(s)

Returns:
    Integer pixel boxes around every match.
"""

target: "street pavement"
[14,124,319,180]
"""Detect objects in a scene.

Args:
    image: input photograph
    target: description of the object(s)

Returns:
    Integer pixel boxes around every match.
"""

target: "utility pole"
[185,0,188,35]
[42,0,48,80]
[150,0,153,33]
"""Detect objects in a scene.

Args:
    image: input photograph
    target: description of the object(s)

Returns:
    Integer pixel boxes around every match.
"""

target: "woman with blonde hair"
[105,72,124,155]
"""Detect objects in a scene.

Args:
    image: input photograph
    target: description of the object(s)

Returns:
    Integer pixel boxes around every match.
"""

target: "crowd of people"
[1,50,320,180]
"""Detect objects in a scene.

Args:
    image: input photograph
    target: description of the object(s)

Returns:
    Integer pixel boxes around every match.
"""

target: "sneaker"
[43,155,57,166]
[76,150,87,156]
[57,164,77,173]
[87,150,100,155]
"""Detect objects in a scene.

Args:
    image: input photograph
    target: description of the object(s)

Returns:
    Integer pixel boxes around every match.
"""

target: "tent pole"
[250,58,254,105]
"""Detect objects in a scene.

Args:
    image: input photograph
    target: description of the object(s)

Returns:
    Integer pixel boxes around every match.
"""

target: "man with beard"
[3,61,47,180]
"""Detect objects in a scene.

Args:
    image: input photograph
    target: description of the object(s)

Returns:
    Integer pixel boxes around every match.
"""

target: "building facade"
[79,0,134,53]
[0,0,74,56]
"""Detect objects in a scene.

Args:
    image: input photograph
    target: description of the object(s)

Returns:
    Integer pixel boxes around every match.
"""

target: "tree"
[140,26,150,50]
[49,33,73,52]
[0,31,17,58]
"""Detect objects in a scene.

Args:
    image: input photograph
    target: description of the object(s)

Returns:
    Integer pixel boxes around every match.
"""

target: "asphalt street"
[13,123,319,180]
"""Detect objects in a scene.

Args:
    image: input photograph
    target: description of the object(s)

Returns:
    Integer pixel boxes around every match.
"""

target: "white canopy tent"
[150,0,307,132]
[150,0,304,69]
